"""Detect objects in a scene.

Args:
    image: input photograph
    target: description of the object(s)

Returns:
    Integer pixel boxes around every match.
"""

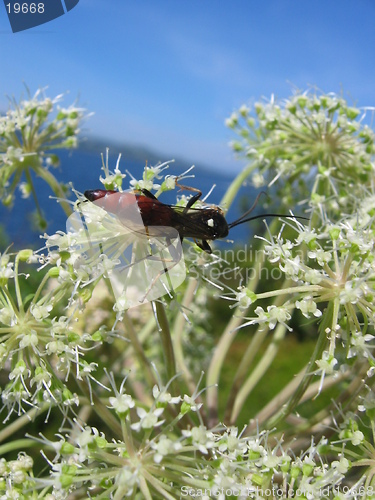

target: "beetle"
[79,186,308,306]
[83,186,299,254]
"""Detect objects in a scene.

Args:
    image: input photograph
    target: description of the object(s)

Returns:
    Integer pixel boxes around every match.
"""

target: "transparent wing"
[66,193,186,310]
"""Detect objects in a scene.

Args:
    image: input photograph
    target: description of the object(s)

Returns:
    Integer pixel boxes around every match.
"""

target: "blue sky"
[1,0,375,172]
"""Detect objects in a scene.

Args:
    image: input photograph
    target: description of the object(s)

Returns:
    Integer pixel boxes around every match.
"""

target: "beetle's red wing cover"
[66,192,186,310]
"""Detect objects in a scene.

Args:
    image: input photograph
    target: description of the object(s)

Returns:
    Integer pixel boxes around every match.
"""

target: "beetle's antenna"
[227,191,309,228]
[228,191,266,226]
[228,213,309,229]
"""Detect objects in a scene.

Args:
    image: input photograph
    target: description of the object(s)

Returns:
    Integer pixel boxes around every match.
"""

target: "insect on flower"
[83,185,296,254]
[66,182,307,309]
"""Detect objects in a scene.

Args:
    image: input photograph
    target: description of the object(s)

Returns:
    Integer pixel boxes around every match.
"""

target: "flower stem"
[0,405,48,443]
[33,164,72,218]
[76,379,123,438]
[219,161,259,210]
[122,311,157,388]
[0,438,35,456]
[206,230,273,426]
[266,300,334,428]
[206,311,244,427]
[13,253,24,314]
[172,278,198,394]
[152,301,177,393]
[230,321,288,424]
[223,331,267,425]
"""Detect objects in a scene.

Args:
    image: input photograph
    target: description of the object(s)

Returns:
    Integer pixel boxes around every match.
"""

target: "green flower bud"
[60,471,76,488]
[297,96,307,108]
[246,117,255,127]
[231,141,243,152]
[60,442,75,455]
[92,330,103,341]
[290,466,301,479]
[36,108,49,121]
[180,401,191,415]
[302,463,314,476]
[95,436,108,448]
[68,332,80,343]
[99,478,112,489]
[248,450,261,461]
[280,458,291,473]
[18,249,33,261]
[48,267,60,278]
[3,194,13,206]
[59,251,70,262]
[346,107,360,119]
[329,228,340,240]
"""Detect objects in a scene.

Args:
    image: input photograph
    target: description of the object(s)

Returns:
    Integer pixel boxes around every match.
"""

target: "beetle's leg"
[140,236,182,302]
[141,189,158,200]
[175,182,202,194]
[195,239,212,254]
[174,182,203,211]
[185,191,203,211]
[165,236,182,262]
[142,185,201,211]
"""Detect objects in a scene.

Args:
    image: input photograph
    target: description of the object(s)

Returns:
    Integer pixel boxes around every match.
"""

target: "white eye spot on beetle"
[207,218,214,227]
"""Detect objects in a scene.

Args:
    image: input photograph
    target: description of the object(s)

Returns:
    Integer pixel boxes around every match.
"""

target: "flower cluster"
[2,376,361,500]
[0,87,86,226]
[226,91,375,213]
[1,86,375,498]
[227,208,375,387]
[0,247,112,423]
[221,92,375,413]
